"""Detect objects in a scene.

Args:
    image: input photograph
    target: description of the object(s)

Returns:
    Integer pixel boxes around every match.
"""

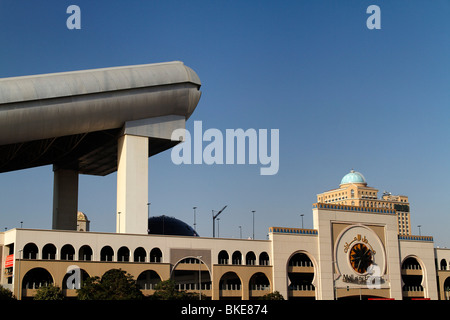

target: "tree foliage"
[260,290,285,300]
[34,284,64,300]
[0,285,15,300]
[151,279,206,300]
[77,269,143,300]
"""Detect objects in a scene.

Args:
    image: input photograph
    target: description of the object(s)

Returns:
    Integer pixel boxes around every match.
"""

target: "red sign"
[4,254,14,268]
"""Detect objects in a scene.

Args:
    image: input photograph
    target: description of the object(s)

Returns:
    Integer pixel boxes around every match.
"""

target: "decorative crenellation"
[269,227,318,235]
[398,235,433,242]
[312,202,396,215]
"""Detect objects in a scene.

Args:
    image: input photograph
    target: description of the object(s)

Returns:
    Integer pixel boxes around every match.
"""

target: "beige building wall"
[0,204,443,300]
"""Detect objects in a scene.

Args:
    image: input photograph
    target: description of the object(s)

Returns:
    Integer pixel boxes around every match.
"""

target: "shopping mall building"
[1,170,450,300]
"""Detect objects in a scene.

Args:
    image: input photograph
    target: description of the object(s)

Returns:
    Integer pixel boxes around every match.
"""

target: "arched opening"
[219,272,242,300]
[249,272,270,299]
[246,251,256,265]
[100,246,114,262]
[287,252,315,300]
[218,250,229,265]
[259,252,270,266]
[401,256,424,299]
[172,257,212,296]
[42,244,56,260]
[79,245,93,261]
[62,268,90,289]
[443,277,450,300]
[23,243,38,259]
[137,270,162,290]
[101,269,126,280]
[117,246,130,262]
[150,248,162,263]
[22,267,53,289]
[61,244,75,260]
[134,247,146,262]
[289,252,314,267]
[232,251,242,265]
[440,259,448,271]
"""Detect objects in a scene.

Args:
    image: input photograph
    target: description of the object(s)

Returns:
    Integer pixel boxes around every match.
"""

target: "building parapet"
[398,235,434,242]
[269,227,318,235]
[313,203,396,215]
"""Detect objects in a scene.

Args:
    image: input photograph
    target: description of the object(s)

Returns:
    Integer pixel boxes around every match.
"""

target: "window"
[61,244,75,260]
[232,251,242,265]
[218,250,229,264]
[150,248,162,263]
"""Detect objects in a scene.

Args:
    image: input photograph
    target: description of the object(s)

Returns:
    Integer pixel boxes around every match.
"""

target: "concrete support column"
[116,134,149,234]
[52,167,78,230]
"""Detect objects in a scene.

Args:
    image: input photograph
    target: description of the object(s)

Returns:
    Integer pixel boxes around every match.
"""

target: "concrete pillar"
[52,167,78,230]
[116,134,149,234]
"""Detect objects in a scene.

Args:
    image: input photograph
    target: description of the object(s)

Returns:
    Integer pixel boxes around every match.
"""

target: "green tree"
[151,279,207,300]
[0,285,15,300]
[34,284,64,300]
[260,291,284,300]
[77,269,143,300]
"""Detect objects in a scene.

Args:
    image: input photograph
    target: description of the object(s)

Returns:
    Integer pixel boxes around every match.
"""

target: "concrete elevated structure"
[0,61,202,234]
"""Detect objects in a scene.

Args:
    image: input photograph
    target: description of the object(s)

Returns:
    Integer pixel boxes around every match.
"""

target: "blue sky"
[0,1,449,245]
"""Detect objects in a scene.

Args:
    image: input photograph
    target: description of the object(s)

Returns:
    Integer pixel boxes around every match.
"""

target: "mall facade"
[1,170,450,300]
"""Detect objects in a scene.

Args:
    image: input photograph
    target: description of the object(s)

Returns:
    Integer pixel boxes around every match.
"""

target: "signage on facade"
[4,254,13,268]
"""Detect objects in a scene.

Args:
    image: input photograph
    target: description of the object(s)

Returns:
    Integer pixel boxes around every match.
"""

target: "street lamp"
[300,214,304,229]
[217,218,220,237]
[251,210,255,239]
[117,212,121,233]
[418,225,422,236]
[239,226,242,239]
[18,249,23,300]
[196,256,203,300]
[193,207,197,231]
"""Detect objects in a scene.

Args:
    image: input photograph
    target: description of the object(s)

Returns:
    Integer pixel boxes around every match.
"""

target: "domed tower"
[317,169,378,207]
[316,169,411,235]
[77,211,90,232]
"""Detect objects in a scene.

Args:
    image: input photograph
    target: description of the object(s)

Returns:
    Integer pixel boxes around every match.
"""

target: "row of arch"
[217,250,270,265]
[22,243,163,262]
[439,259,450,271]
[21,243,271,266]
[21,264,271,299]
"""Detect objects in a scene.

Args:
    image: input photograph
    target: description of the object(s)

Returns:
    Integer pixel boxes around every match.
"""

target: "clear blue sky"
[0,1,449,245]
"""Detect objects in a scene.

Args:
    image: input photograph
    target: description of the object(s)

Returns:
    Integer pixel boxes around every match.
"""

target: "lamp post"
[197,256,203,300]
[18,249,23,300]
[217,218,220,237]
[300,214,304,229]
[193,207,197,231]
[239,226,242,239]
[418,225,422,236]
[251,210,255,239]
[117,212,121,233]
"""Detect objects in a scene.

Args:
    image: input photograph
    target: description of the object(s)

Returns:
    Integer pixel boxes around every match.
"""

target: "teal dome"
[340,170,366,185]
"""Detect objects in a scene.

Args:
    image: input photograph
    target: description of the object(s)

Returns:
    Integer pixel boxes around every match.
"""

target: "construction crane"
[212,205,227,238]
